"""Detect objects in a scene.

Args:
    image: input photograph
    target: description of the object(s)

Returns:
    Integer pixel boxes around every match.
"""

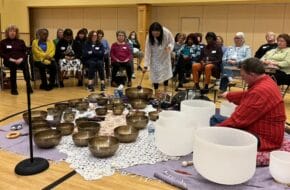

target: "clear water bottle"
[187,89,195,99]
[147,121,155,135]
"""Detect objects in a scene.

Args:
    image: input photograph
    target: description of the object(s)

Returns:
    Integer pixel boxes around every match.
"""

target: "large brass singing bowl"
[113,105,125,115]
[75,101,89,112]
[32,120,51,135]
[126,115,149,130]
[68,98,84,108]
[96,97,108,106]
[72,131,96,147]
[125,87,153,100]
[55,102,69,111]
[77,121,100,134]
[126,111,146,118]
[87,93,100,103]
[23,110,47,124]
[114,125,139,143]
[130,99,147,109]
[89,136,119,158]
[56,122,75,136]
[95,107,108,116]
[63,111,76,123]
[34,129,62,148]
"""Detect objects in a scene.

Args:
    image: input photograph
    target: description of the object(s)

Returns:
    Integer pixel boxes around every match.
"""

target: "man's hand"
[221,91,229,99]
[228,59,237,65]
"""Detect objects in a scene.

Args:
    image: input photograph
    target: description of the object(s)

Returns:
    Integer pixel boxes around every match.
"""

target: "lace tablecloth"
[56,105,179,180]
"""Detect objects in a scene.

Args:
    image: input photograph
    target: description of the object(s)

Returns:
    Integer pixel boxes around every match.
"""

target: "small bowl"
[126,111,146,118]
[149,111,159,121]
[55,102,69,111]
[75,102,89,113]
[88,136,119,158]
[96,97,108,106]
[106,103,114,110]
[269,151,290,185]
[56,123,75,136]
[77,121,100,134]
[68,98,84,108]
[95,107,108,116]
[32,122,51,135]
[114,125,139,143]
[72,131,96,147]
[23,110,47,124]
[47,107,60,116]
[34,129,62,148]
[111,98,123,105]
[75,117,89,126]
[130,99,147,109]
[126,115,149,130]
[113,105,125,115]
[87,93,100,103]
[63,111,76,123]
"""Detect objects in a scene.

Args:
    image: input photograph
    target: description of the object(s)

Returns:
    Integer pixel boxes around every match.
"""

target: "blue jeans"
[210,114,228,126]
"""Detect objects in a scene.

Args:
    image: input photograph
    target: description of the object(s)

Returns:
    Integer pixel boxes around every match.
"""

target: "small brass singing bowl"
[34,129,62,149]
[96,97,108,106]
[72,131,96,147]
[126,111,146,118]
[75,117,89,126]
[148,111,159,121]
[32,122,51,135]
[111,98,123,105]
[56,122,75,136]
[75,102,89,113]
[106,103,114,110]
[23,110,48,124]
[55,102,69,111]
[47,107,60,116]
[68,98,84,108]
[114,125,139,143]
[77,121,100,134]
[95,107,108,116]
[130,99,147,109]
[126,115,149,130]
[63,111,76,123]
[113,105,125,115]
[88,136,119,158]
[87,93,100,103]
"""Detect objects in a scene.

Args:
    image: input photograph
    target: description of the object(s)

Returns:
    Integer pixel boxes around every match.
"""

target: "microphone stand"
[14,48,49,175]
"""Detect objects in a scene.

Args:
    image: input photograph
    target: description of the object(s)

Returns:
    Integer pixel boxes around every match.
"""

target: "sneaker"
[87,85,95,92]
[132,73,136,79]
[77,80,83,87]
[193,83,200,90]
[11,89,18,95]
[100,84,105,91]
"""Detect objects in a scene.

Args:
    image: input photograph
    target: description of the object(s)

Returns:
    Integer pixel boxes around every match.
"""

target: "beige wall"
[30,7,137,45]
[151,3,290,53]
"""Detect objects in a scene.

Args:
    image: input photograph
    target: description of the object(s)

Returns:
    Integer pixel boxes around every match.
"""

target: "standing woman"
[143,22,175,94]
[0,25,33,95]
[83,30,105,92]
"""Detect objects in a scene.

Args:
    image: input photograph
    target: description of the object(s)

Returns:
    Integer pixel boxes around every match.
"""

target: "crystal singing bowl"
[269,151,290,185]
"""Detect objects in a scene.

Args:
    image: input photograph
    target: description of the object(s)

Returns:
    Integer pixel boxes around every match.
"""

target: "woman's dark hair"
[128,31,138,41]
[205,32,217,42]
[63,28,73,37]
[149,22,163,46]
[241,57,265,75]
[277,33,290,47]
[174,33,181,42]
[97,29,104,37]
[193,33,203,43]
[186,33,199,45]
[75,28,87,40]
[87,30,98,42]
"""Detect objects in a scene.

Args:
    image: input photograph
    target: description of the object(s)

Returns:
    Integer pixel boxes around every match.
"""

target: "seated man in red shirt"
[214,57,286,151]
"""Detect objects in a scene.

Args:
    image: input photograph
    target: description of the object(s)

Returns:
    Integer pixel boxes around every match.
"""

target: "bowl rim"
[270,150,290,164]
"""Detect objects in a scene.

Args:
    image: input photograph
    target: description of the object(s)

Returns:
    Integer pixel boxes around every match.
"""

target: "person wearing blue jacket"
[83,30,105,91]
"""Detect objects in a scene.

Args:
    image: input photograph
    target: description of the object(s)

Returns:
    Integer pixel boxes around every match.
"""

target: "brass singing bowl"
[96,97,108,106]
[106,103,114,110]
[77,121,100,134]
[75,101,89,112]
[47,107,60,115]
[88,136,119,158]
[113,105,125,115]
[126,115,149,130]
[114,125,139,143]
[23,110,47,124]
[126,111,146,118]
[75,117,89,126]
[32,121,51,135]
[148,111,159,121]
[72,131,96,147]
[95,107,108,116]
[68,98,84,108]
[55,102,69,111]
[125,87,153,100]
[87,93,100,103]
[110,98,123,105]
[34,129,62,148]
[56,122,75,136]
[130,99,147,109]
[63,111,76,123]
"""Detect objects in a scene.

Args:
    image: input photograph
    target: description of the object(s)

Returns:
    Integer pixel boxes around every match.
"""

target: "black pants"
[86,60,105,81]
[34,61,57,86]
[273,70,290,85]
[175,56,191,85]
[104,54,110,79]
[153,80,169,90]
[4,61,30,91]
[111,62,132,85]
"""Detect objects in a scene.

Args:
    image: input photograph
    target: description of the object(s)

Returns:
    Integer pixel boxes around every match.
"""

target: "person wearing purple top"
[97,30,110,80]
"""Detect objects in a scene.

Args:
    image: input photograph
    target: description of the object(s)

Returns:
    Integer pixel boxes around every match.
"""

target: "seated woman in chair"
[0,25,33,95]
[261,33,290,86]
[83,30,105,92]
[128,31,144,71]
[192,32,223,90]
[219,32,251,92]
[32,28,57,91]
[55,28,82,87]
[110,30,132,87]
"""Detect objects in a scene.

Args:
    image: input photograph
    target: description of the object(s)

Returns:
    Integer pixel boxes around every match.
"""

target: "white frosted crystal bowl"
[181,100,215,126]
[193,127,258,185]
[220,101,236,117]
[269,151,290,185]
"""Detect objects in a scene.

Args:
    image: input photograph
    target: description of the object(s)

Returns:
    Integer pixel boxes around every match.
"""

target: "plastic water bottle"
[187,90,195,100]
[147,121,155,135]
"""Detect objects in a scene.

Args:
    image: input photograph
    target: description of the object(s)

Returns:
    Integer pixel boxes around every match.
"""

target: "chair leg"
[283,85,289,98]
